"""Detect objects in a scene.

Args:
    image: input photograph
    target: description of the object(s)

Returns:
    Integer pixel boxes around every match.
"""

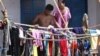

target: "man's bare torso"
[34,13,55,27]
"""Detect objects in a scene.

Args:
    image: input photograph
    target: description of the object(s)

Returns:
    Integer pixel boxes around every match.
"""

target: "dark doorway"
[21,0,87,27]
[65,0,88,27]
[21,0,45,24]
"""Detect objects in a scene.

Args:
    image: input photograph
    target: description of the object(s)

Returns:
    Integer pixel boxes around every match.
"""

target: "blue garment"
[43,34,50,47]
[72,27,84,43]
[83,40,90,55]
[43,33,51,56]
[84,40,90,50]
[88,29,97,33]
[72,27,84,34]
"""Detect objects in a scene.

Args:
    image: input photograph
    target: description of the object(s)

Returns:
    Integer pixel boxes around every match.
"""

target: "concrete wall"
[0,0,20,49]
[46,0,57,8]
[96,1,100,29]
[0,0,20,23]
[88,0,97,28]
[88,0,100,29]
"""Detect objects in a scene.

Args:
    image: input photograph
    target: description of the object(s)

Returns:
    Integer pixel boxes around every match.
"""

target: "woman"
[52,0,71,56]
[53,0,71,28]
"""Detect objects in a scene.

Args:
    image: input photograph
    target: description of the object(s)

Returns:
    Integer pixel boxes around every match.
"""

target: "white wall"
[46,0,57,8]
[0,0,20,49]
[88,0,100,29]
[0,0,20,23]
[96,1,100,29]
[88,0,97,28]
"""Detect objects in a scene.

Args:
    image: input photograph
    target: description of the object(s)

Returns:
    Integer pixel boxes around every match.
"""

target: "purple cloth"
[31,29,43,50]
[52,7,71,28]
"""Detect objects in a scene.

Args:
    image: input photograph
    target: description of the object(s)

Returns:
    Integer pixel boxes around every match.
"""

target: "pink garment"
[31,29,43,50]
[52,7,71,28]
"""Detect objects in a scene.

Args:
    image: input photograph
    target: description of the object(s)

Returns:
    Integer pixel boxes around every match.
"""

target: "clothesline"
[14,22,73,30]
[18,30,98,41]
[14,22,99,37]
[13,22,100,30]
[20,32,94,41]
[89,24,100,28]
[26,29,91,36]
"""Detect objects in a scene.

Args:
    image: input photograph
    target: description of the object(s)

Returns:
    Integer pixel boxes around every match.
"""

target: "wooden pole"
[1,10,9,56]
[0,0,9,56]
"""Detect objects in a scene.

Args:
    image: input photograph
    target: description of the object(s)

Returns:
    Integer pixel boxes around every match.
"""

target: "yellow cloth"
[91,36,98,50]
[32,45,38,56]
[47,43,50,56]
[89,30,99,50]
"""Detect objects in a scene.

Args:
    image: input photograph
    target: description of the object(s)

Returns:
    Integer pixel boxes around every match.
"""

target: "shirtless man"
[33,4,56,27]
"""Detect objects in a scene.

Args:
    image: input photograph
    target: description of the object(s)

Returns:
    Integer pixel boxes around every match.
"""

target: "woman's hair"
[58,0,65,3]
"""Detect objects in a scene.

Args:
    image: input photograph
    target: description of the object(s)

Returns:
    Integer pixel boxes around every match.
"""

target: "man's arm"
[50,16,61,28]
[32,15,39,25]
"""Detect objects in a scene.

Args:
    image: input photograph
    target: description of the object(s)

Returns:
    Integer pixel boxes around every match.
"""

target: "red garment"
[60,39,68,56]
[71,40,77,49]
[49,40,53,56]
[71,40,77,56]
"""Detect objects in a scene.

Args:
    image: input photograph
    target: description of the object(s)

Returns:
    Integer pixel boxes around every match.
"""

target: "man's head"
[44,4,54,15]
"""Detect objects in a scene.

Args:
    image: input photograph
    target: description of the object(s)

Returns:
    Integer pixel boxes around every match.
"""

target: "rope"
[89,24,100,28]
[0,0,6,10]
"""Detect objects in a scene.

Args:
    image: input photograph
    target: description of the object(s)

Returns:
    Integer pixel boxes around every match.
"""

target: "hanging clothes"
[48,32,54,56]
[72,27,85,56]
[19,27,25,39]
[45,27,56,56]
[43,31,51,56]
[60,38,68,56]
[72,27,84,34]
[31,45,38,56]
[77,40,84,56]
[29,29,43,56]
[52,30,60,56]
[59,32,68,56]
[7,27,24,56]
[72,27,84,43]
[88,29,98,50]
[71,40,78,56]
[67,31,78,56]
[83,39,91,56]
[88,29,100,56]
[53,30,68,56]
